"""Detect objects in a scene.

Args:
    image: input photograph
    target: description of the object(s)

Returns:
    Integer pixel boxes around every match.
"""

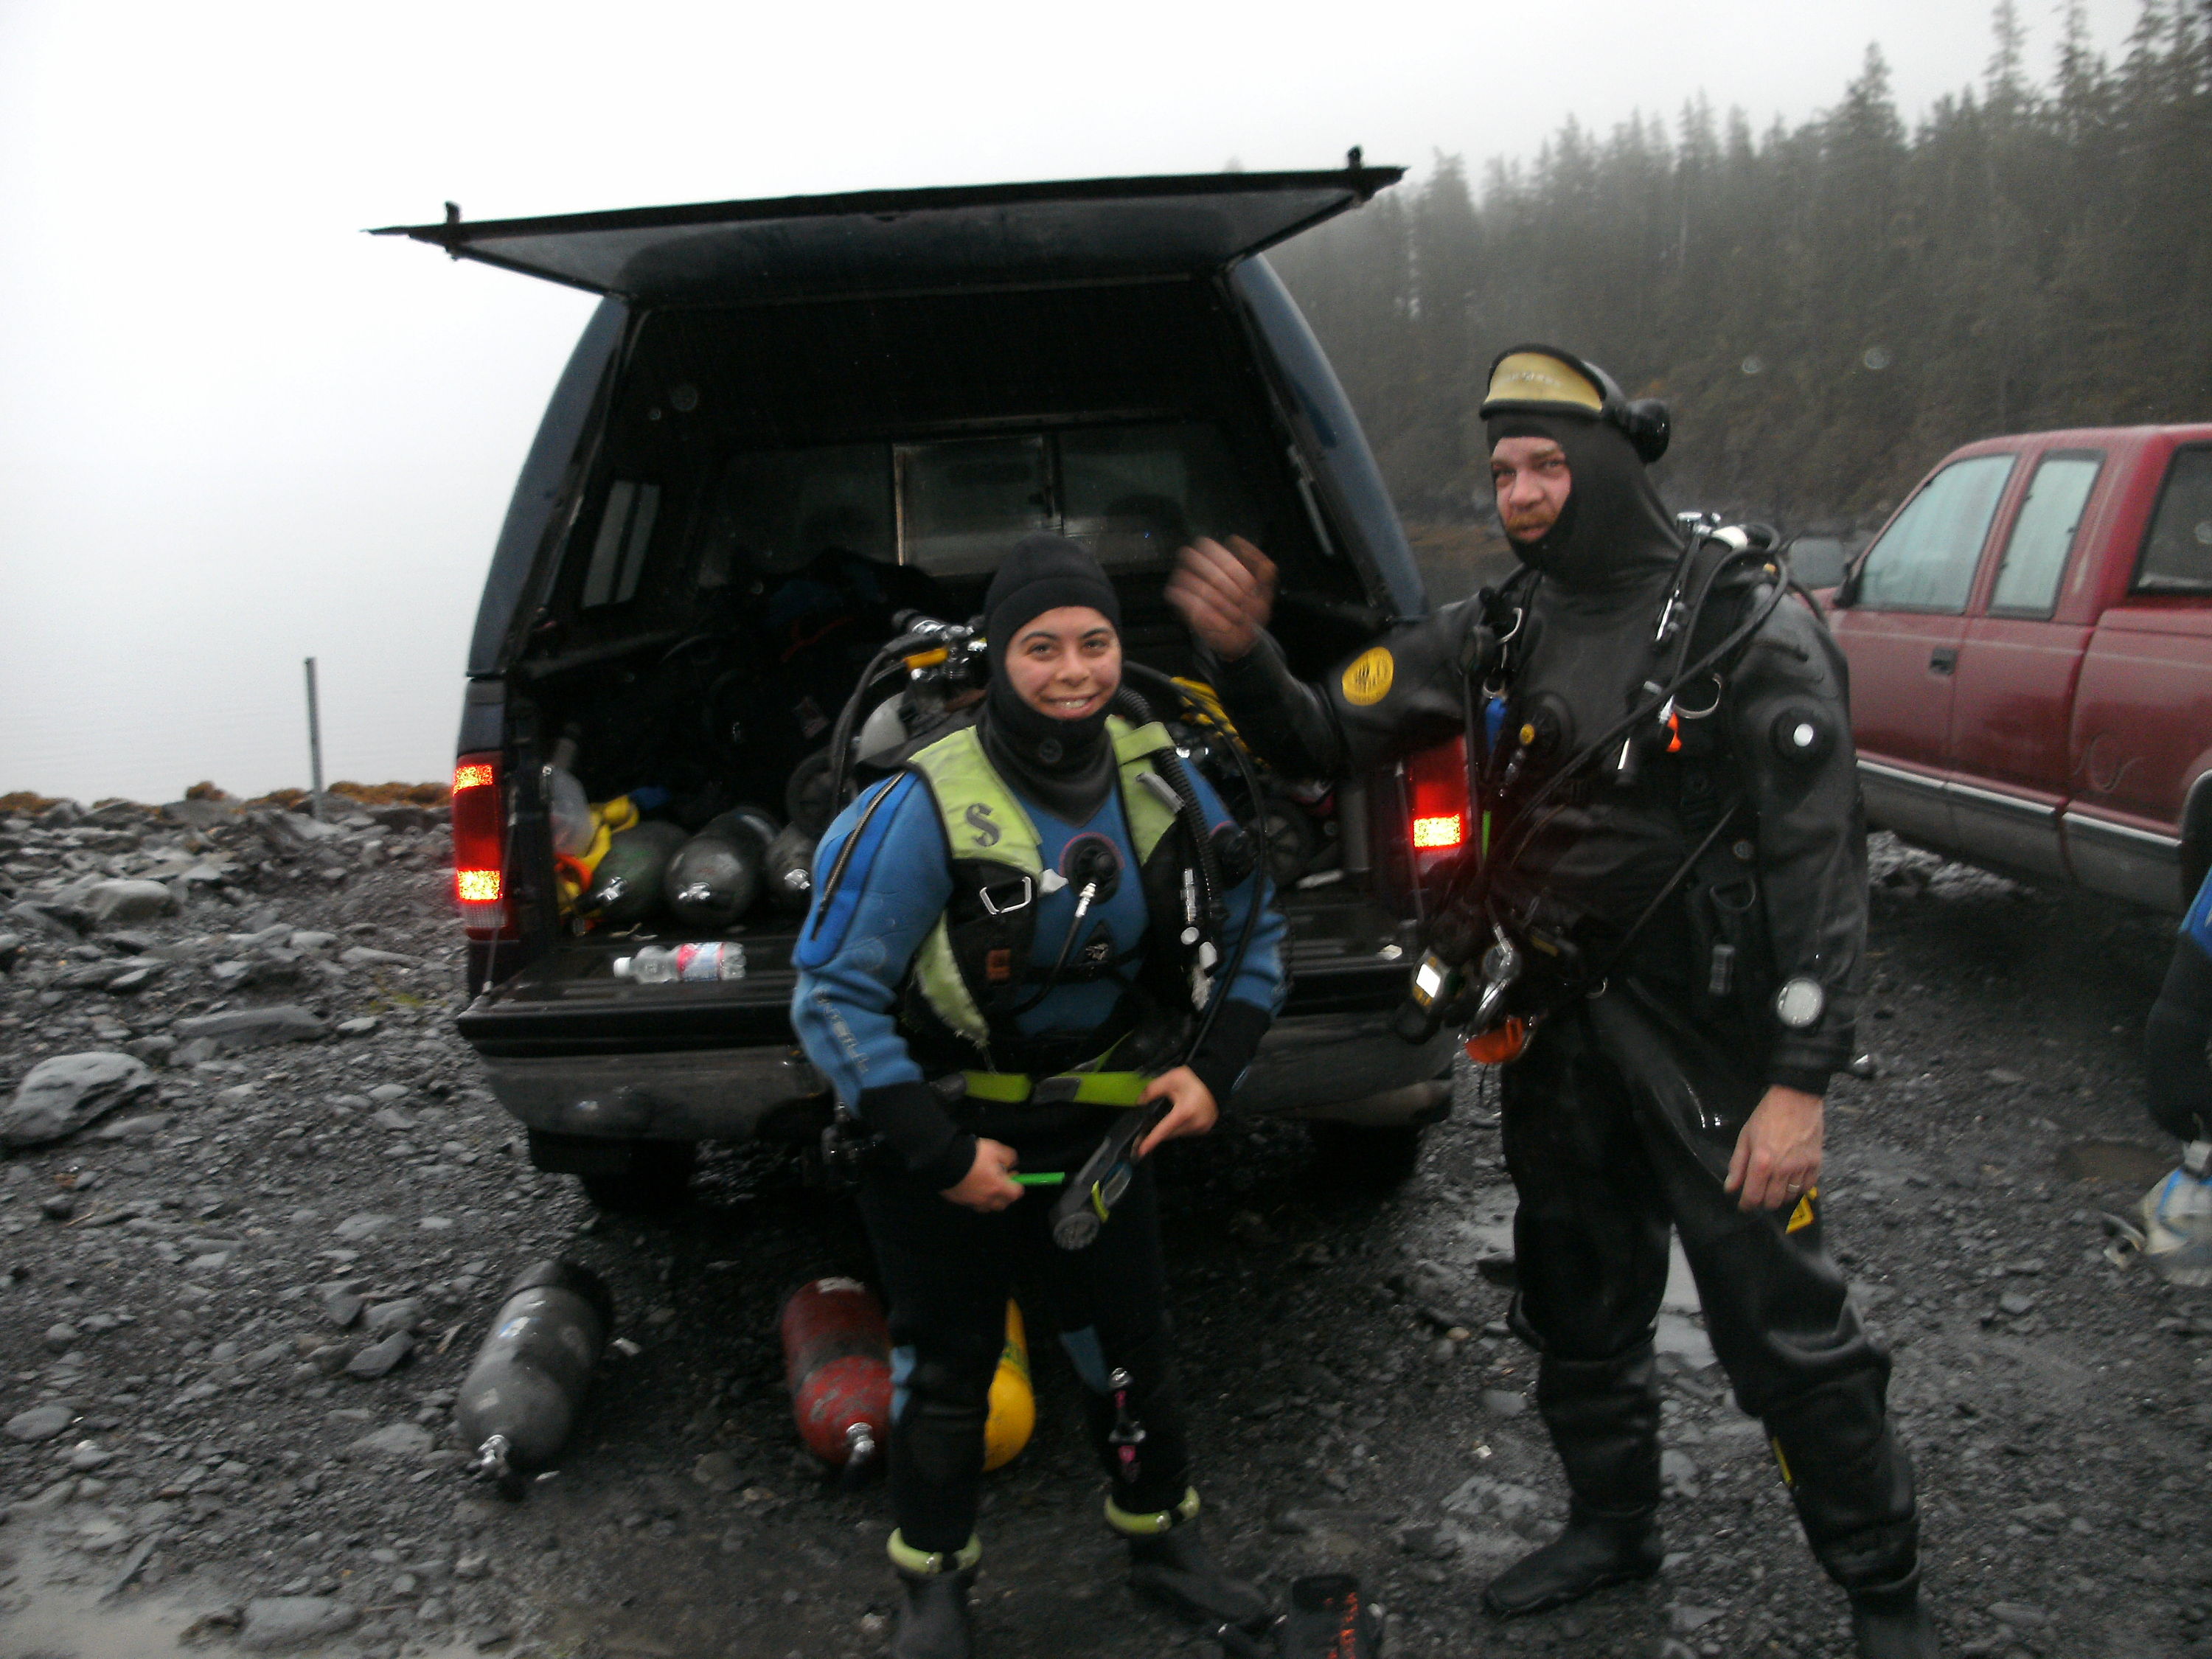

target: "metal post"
[304,657,325,821]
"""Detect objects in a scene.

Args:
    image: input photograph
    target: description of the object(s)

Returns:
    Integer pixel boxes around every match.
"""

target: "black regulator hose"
[1116,664,1268,1069]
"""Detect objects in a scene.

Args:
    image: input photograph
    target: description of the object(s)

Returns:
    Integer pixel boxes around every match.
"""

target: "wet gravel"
[0,803,2208,1659]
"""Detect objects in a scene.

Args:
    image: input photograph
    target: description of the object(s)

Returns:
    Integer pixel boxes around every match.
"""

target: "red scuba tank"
[780,1276,893,1471]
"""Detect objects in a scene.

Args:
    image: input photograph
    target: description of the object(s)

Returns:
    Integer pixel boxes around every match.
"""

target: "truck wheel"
[578,1141,698,1214]
[1307,1121,1425,1192]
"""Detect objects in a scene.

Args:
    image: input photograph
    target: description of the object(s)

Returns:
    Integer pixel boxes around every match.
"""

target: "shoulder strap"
[1108,716,1180,864]
[904,725,1042,876]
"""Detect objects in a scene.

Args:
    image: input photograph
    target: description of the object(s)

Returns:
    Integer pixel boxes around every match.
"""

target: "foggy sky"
[0,0,2145,804]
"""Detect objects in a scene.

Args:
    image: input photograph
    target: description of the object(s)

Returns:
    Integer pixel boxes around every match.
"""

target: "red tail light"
[1406,738,1470,867]
[450,752,510,936]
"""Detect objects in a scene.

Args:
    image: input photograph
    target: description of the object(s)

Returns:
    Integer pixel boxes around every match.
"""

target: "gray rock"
[350,1420,434,1457]
[43,1322,77,1353]
[372,1107,417,1132]
[161,798,241,830]
[334,1016,380,1037]
[341,945,417,968]
[170,1004,328,1052]
[320,1285,366,1327]
[364,1298,422,1336]
[333,1213,393,1243]
[5,1405,74,1443]
[1661,1448,1702,1495]
[9,900,88,939]
[1,1051,156,1147]
[63,1439,114,1470]
[1478,1388,1528,1418]
[691,1451,742,1493]
[368,1084,411,1105]
[94,1113,172,1143]
[1989,1601,2050,1629]
[1999,1292,2036,1317]
[1668,1603,1725,1634]
[347,1331,414,1378]
[102,962,168,995]
[85,879,179,924]
[121,1033,177,1066]
[239,1596,361,1652]
[40,1193,77,1221]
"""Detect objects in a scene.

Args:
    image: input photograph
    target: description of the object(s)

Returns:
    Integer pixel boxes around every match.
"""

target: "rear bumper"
[476,1006,1454,1142]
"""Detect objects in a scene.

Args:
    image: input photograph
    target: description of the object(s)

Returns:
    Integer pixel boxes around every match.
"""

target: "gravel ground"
[0,801,2207,1659]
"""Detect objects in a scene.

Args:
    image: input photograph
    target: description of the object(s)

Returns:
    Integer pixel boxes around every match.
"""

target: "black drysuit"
[1208,414,1919,1596]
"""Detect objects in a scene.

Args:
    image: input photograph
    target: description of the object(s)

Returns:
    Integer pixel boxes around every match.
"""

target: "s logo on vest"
[964,802,1001,846]
[1341,647,1396,707]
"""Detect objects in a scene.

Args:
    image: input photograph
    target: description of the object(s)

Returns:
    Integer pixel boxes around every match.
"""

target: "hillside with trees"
[1270,1,2212,540]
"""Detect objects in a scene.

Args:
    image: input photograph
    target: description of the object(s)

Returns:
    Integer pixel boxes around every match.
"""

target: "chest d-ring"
[1674,673,1724,720]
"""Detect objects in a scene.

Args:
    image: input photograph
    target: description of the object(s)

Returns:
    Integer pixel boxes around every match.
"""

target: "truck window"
[1854,454,2014,613]
[1989,451,2102,615]
[695,446,895,588]
[580,481,662,608]
[2134,447,2212,594]
[898,437,1054,577]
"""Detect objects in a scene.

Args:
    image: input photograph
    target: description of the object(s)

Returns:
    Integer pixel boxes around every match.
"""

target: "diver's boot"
[887,1532,978,1659]
[1763,1374,1927,1659]
[1484,1345,1663,1617]
[1847,1571,1937,1659]
[1111,1488,1273,1635]
[1482,1503,1663,1616]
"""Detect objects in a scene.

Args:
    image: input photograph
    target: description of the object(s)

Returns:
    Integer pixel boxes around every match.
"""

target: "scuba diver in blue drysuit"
[792,534,1287,1659]
[2145,865,2212,1143]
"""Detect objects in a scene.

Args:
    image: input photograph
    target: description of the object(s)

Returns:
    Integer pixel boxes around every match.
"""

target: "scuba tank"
[781,1277,892,1475]
[981,1301,1034,1473]
[762,824,817,914]
[661,829,760,930]
[703,804,780,861]
[585,821,687,926]
[453,1261,614,1496]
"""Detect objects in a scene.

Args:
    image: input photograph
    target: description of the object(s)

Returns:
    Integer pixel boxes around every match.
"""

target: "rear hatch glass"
[372,167,1402,302]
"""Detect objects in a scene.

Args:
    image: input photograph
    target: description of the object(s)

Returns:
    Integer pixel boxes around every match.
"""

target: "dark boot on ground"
[1112,1489,1272,1634]
[1482,1503,1664,1615]
[1763,1373,1927,1659]
[887,1532,979,1659]
[1847,1571,1937,1659]
[1484,1343,1664,1617]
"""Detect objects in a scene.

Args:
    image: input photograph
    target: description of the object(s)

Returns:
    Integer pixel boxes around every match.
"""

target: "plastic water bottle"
[613,942,747,984]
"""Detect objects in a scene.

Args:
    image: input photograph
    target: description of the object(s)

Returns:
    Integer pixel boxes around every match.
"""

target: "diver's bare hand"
[1136,1066,1219,1158]
[1167,536,1278,661]
[942,1138,1023,1211]
[1724,1086,1824,1212]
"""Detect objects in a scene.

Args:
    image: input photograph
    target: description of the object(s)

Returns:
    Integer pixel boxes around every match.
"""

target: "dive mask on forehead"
[1481,345,1672,465]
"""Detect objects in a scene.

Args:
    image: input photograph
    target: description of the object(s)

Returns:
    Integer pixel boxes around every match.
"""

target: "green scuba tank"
[585,821,687,926]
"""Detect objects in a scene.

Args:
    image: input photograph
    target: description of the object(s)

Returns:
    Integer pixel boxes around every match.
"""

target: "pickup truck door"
[1830,452,2017,852]
[1943,448,2107,882]
[2067,441,2212,909]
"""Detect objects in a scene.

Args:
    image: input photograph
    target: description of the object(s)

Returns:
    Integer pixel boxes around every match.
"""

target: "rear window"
[691,421,1254,585]
[2134,447,2212,594]
[1989,451,2102,615]
[1854,453,2014,613]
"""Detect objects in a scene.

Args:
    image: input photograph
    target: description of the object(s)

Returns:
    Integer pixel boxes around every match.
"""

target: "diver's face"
[1491,437,1573,544]
[1006,605,1121,721]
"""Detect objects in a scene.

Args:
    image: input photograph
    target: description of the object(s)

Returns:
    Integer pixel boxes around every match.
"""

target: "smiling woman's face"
[1004,605,1121,721]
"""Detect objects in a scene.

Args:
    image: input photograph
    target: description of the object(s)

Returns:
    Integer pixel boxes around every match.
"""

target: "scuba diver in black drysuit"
[1166,347,1934,1658]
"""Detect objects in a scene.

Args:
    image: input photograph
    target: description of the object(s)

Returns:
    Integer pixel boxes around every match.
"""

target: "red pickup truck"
[1826,424,2212,911]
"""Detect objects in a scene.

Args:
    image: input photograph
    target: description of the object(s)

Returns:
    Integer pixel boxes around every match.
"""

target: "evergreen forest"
[1267,1,2212,538]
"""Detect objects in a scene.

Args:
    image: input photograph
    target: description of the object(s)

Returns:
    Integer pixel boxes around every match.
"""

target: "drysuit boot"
[1484,1346,1663,1617]
[886,1534,979,1659]
[1847,1571,1937,1659]
[1111,1489,1272,1636]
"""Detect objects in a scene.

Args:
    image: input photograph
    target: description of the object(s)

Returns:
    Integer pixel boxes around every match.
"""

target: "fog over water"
[0,0,2143,804]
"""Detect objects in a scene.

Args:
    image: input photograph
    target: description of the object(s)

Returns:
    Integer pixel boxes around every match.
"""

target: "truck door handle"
[1928,647,1957,675]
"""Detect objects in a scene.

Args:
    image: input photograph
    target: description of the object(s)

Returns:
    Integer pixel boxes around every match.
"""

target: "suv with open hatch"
[379,166,1474,1208]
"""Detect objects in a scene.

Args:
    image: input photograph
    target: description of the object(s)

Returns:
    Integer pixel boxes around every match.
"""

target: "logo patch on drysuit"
[1341,647,1396,706]
[1786,1188,1818,1234]
[964,802,1001,846]
[985,947,1013,983]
